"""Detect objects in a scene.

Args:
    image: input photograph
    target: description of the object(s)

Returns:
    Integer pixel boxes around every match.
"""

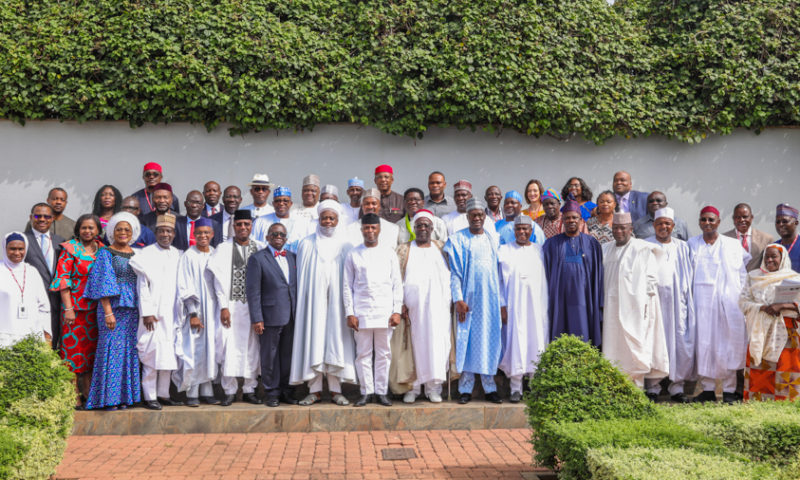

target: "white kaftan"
[346,218,399,250]
[0,260,50,347]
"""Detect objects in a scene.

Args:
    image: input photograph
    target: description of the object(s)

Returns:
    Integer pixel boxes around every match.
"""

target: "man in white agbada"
[497,215,549,403]
[290,200,357,406]
[206,209,263,406]
[0,232,51,347]
[252,187,313,252]
[347,188,399,249]
[602,212,669,391]
[442,179,498,241]
[128,213,182,410]
[688,206,750,404]
[645,207,697,403]
[397,209,452,404]
[174,219,220,406]
[290,174,321,222]
[340,177,364,226]
[343,213,403,407]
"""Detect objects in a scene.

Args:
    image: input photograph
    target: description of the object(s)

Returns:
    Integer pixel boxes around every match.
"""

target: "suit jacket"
[626,190,650,223]
[140,210,179,232]
[723,228,773,271]
[132,188,181,217]
[24,230,64,347]
[245,247,297,327]
[172,216,223,251]
[202,204,222,218]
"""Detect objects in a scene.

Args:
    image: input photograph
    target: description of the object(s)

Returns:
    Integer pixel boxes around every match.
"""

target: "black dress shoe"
[280,392,299,405]
[265,397,280,407]
[645,392,659,403]
[459,393,472,404]
[692,390,718,403]
[509,392,522,403]
[354,395,370,407]
[485,392,503,404]
[722,392,742,404]
[186,397,200,407]
[157,397,184,407]
[243,393,263,405]
[144,400,162,411]
[670,393,689,404]
[220,394,235,407]
[201,395,221,405]
[376,394,392,406]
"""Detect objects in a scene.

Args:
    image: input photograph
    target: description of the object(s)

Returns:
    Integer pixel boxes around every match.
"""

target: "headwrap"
[273,186,292,198]
[152,183,172,193]
[321,184,339,197]
[195,218,213,229]
[143,162,162,173]
[233,209,252,221]
[504,190,523,203]
[541,189,561,202]
[361,213,381,225]
[454,180,472,193]
[303,174,320,187]
[561,199,581,214]
[3,231,28,269]
[700,205,720,217]
[514,215,533,226]
[374,165,393,175]
[348,177,365,188]
[654,207,674,221]
[362,188,381,200]
[466,198,486,212]
[613,212,633,224]
[317,199,342,216]
[412,209,434,224]
[107,212,141,246]
[155,213,176,229]
[776,203,799,220]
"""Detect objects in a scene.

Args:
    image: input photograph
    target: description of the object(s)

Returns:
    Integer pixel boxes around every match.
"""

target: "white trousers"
[702,372,737,393]
[221,376,258,395]
[509,375,527,394]
[308,372,342,394]
[645,379,686,396]
[187,382,213,399]
[141,365,172,401]
[411,381,442,396]
[354,327,393,395]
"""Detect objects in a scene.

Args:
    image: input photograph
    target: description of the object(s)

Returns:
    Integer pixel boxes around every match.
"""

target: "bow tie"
[273,250,286,257]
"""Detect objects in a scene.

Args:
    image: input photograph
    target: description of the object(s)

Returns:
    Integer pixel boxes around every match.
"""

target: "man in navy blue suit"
[246,222,299,407]
[612,171,649,223]
[173,191,222,251]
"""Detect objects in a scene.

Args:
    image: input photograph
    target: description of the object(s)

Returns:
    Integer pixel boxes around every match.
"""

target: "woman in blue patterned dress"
[83,212,141,410]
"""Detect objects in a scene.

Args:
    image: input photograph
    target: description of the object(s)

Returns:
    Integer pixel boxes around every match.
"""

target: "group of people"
[2,162,799,411]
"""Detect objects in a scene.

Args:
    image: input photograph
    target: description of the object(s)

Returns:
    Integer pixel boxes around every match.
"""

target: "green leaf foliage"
[0,0,797,142]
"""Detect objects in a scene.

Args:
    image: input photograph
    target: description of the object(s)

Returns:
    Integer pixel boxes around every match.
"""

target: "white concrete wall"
[1,120,797,239]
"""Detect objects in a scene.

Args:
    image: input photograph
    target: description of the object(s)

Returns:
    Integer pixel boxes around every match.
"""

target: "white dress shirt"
[616,192,631,213]
[34,230,55,274]
[267,245,290,283]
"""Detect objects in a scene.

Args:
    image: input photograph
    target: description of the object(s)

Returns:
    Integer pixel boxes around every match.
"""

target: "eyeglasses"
[252,186,269,192]
[269,232,287,238]
[33,214,53,220]
[699,217,717,223]
[143,171,161,178]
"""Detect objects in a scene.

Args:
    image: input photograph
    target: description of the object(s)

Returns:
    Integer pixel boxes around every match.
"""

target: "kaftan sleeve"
[532,223,546,247]
[390,251,403,315]
[443,237,464,303]
[342,251,356,317]
[31,274,51,336]
[136,274,157,317]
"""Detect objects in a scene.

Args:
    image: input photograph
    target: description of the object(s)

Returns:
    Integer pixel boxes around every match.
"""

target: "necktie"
[210,206,218,215]
[273,250,286,258]
[189,220,196,246]
[40,234,52,272]
[741,233,748,252]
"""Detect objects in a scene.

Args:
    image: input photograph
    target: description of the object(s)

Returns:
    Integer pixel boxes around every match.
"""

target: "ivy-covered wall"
[1,0,797,143]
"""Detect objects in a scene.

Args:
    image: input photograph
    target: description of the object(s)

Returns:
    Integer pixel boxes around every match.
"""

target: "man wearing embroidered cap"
[341,177,365,226]
[320,184,339,202]
[346,188,399,249]
[291,174,321,222]
[243,173,275,218]
[396,188,448,244]
[773,203,800,273]
[141,183,178,232]
[688,205,750,403]
[252,187,313,252]
[128,213,183,410]
[374,165,405,223]
[132,162,181,216]
[495,190,545,247]
[442,180,499,241]
[444,198,504,404]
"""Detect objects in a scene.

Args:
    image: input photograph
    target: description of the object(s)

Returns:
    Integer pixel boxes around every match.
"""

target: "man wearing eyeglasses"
[173,191,222,251]
[242,174,275,218]
[25,203,64,349]
[132,162,181,216]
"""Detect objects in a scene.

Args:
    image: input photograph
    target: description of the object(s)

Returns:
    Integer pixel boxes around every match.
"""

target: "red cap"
[143,162,162,173]
[374,164,393,175]
[153,183,172,193]
[700,205,720,217]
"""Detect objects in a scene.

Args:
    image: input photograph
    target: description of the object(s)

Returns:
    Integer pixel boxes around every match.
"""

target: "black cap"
[361,213,381,225]
[233,209,252,221]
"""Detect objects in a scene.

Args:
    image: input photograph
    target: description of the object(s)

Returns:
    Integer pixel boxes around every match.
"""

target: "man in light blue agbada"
[495,190,545,246]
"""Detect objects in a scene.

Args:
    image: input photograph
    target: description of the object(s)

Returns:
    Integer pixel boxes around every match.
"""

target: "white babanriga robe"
[602,238,669,382]
[251,213,314,252]
[497,242,549,378]
[173,246,219,391]
[346,218,399,250]
[403,242,452,386]
[688,235,750,378]
[289,229,358,385]
[206,239,263,378]
[340,203,360,226]
[0,259,51,347]
[128,244,181,371]
[645,236,697,383]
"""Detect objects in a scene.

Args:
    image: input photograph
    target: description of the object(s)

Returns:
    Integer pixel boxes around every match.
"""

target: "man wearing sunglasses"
[243,174,275,218]
[132,162,181,216]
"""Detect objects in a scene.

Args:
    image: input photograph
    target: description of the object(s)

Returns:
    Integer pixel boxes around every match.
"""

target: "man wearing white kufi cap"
[290,200,358,406]
[644,207,697,403]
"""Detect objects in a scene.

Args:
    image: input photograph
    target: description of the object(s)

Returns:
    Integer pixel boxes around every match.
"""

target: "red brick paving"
[54,429,544,479]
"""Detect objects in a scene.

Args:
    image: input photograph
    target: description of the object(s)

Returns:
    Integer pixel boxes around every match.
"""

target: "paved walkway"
[55,429,543,479]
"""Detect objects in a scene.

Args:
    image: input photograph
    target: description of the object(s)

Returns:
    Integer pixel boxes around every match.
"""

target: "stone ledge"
[72,401,528,435]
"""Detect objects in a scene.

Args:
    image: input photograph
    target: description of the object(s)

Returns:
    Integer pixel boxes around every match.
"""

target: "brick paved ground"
[55,428,546,479]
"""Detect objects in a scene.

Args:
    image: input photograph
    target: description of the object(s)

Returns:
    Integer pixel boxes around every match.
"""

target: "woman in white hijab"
[0,231,52,347]
[739,244,800,401]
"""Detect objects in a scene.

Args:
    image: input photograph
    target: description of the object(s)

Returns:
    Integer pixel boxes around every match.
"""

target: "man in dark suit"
[212,186,244,242]
[132,162,181,216]
[173,190,222,250]
[24,203,64,349]
[612,171,649,223]
[140,183,178,231]
[202,181,222,218]
[723,202,773,272]
[246,222,298,407]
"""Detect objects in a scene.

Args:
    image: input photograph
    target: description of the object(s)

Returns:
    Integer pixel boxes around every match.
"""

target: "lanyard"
[783,235,798,255]
[5,264,26,302]
[144,190,154,211]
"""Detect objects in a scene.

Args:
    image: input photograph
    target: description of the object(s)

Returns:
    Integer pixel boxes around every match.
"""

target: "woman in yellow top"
[521,179,545,220]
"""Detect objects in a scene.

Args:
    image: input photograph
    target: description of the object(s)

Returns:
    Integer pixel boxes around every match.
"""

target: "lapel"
[25,231,52,279]
[263,248,289,285]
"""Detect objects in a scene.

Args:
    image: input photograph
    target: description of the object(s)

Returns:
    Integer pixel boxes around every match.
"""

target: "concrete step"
[72,400,528,435]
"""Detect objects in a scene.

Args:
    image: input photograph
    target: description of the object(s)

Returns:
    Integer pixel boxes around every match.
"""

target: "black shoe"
[485,392,502,404]
[692,390,717,403]
[201,395,220,405]
[459,393,472,404]
[243,393,262,405]
[220,394,235,407]
[722,392,742,404]
[670,393,689,404]
[157,397,184,407]
[354,395,370,407]
[186,397,200,407]
[376,394,392,406]
[280,392,299,405]
[645,392,659,403]
[265,397,280,407]
[144,400,162,411]
[509,392,522,403]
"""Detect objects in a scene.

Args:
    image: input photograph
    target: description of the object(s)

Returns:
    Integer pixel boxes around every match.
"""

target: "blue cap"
[273,186,292,198]
[195,218,214,229]
[504,190,523,203]
[6,232,24,244]
[348,177,365,188]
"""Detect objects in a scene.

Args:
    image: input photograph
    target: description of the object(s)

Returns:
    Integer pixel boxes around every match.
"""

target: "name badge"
[17,305,27,319]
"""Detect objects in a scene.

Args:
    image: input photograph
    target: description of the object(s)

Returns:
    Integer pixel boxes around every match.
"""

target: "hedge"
[0,0,797,142]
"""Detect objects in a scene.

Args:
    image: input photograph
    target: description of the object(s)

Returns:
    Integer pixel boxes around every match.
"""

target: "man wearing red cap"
[374,165,405,223]
[132,162,181,217]
[688,205,750,404]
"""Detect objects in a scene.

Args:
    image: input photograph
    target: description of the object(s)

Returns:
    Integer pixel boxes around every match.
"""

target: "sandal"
[332,393,350,406]
[298,394,320,406]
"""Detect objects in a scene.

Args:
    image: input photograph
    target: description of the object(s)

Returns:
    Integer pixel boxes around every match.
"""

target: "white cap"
[654,207,674,220]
